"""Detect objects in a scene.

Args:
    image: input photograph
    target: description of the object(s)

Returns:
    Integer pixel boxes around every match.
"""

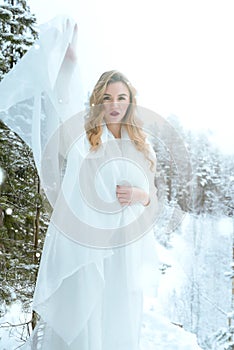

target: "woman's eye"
[118,97,126,101]
[103,96,111,101]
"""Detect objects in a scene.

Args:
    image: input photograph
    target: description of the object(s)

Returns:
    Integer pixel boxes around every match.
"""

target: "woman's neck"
[106,123,121,138]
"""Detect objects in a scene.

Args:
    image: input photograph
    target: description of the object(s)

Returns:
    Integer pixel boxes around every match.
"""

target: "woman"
[28,71,159,349]
[86,70,155,208]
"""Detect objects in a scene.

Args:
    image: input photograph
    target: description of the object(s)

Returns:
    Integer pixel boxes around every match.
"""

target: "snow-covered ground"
[0,298,202,350]
[0,214,232,349]
[0,302,30,349]
[156,214,233,349]
[141,297,202,350]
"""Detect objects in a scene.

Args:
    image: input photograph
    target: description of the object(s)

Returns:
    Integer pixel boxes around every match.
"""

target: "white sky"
[28,0,234,154]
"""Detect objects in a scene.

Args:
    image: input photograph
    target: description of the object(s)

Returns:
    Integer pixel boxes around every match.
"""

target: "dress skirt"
[23,225,158,350]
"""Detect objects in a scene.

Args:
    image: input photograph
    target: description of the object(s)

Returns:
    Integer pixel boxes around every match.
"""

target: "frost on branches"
[0,0,38,80]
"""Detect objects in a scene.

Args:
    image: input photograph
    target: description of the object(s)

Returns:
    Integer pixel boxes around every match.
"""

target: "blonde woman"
[29,71,159,349]
[86,70,155,207]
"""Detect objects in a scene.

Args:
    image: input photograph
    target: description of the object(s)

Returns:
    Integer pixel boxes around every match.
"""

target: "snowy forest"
[0,0,234,349]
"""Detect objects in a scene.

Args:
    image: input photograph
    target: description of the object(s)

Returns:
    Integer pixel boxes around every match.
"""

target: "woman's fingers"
[65,23,78,62]
[116,185,149,206]
[116,185,131,205]
[116,186,132,198]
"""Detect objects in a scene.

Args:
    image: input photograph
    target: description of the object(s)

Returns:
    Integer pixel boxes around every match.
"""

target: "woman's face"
[102,82,130,124]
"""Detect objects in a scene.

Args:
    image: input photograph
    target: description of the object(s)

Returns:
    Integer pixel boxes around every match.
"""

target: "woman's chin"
[105,117,123,124]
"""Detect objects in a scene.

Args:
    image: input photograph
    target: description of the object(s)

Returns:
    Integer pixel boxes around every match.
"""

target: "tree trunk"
[32,175,41,330]
[33,175,40,264]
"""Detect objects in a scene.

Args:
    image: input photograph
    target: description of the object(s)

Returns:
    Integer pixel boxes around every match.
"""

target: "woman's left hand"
[65,23,78,62]
[116,185,150,206]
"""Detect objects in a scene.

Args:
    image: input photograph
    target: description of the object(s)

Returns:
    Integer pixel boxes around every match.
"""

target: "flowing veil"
[0,15,85,202]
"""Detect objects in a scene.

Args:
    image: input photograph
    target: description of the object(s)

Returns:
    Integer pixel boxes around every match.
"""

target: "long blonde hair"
[85,70,155,170]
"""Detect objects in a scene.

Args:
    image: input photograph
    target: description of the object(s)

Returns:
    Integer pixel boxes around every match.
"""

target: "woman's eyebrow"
[103,93,129,97]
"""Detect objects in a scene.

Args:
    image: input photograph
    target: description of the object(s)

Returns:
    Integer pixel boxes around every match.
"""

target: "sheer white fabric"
[0,16,159,349]
[30,124,159,349]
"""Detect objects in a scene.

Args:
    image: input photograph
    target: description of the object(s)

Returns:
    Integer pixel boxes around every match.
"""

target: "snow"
[0,7,12,18]
[156,214,233,348]
[17,13,36,21]
[141,301,201,350]
[5,208,12,215]
[0,302,30,350]
[0,214,232,349]
[0,167,4,184]
[1,33,14,39]
[0,299,202,350]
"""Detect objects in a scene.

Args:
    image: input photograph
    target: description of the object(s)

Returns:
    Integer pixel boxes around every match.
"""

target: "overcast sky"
[28,0,234,153]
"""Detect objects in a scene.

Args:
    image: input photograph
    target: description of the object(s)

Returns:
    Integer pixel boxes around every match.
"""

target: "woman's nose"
[111,99,119,106]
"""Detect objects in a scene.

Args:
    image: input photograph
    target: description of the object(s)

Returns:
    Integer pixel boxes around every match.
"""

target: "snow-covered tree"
[220,156,234,217]
[0,120,49,307]
[188,131,223,214]
[0,0,38,80]
[0,0,46,309]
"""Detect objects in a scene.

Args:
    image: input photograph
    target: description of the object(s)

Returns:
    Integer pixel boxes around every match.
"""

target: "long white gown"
[29,125,159,350]
[0,16,160,349]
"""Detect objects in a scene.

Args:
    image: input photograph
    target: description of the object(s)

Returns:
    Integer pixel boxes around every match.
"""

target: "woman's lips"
[110,111,120,116]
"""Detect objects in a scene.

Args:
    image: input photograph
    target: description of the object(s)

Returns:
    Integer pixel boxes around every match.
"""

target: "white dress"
[28,125,159,350]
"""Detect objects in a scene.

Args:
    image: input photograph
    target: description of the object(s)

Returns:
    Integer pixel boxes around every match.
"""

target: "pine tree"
[0,0,48,309]
[0,0,38,80]
[0,120,50,307]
